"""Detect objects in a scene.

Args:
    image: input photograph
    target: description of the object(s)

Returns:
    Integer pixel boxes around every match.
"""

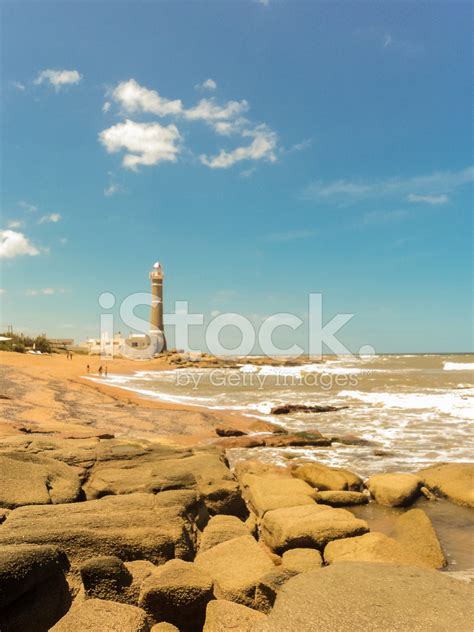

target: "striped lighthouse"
[149,261,166,352]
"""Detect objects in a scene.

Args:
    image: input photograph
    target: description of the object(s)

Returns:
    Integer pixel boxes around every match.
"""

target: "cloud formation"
[39,213,61,224]
[34,69,82,90]
[196,78,217,91]
[111,79,182,117]
[26,288,66,296]
[200,126,277,169]
[407,193,449,205]
[0,230,39,258]
[99,119,181,170]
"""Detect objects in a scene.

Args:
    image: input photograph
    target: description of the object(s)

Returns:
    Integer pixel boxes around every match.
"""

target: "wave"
[444,362,474,371]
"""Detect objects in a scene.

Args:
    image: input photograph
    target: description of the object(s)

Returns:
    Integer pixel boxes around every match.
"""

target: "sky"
[0,0,472,354]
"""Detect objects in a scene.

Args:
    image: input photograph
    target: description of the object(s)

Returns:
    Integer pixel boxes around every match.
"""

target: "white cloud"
[12,81,26,91]
[200,125,277,169]
[288,138,312,153]
[362,210,409,225]
[18,200,37,213]
[266,229,316,243]
[196,78,217,91]
[26,288,66,296]
[7,220,24,229]
[99,119,181,170]
[303,166,474,204]
[407,193,449,205]
[111,79,182,117]
[34,69,82,90]
[39,213,61,223]
[0,230,39,258]
[102,101,111,113]
[185,98,248,122]
[383,34,393,48]
[59,237,68,244]
[257,0,270,6]
[104,183,120,197]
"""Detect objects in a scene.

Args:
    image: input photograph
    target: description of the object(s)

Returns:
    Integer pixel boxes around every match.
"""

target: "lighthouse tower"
[149,261,166,352]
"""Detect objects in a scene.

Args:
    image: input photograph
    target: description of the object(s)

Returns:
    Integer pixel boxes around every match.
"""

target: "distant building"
[47,338,74,348]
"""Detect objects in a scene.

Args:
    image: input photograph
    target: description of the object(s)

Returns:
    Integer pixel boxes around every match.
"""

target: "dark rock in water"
[0,544,71,632]
[270,404,347,415]
[331,434,375,447]
[216,432,332,449]
[215,425,247,437]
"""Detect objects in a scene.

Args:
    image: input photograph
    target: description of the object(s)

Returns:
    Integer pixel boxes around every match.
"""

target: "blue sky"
[0,1,472,353]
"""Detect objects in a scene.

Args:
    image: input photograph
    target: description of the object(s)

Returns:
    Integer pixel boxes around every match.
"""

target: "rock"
[324,532,432,567]
[314,490,368,506]
[84,449,246,517]
[261,504,369,553]
[203,599,267,631]
[216,432,332,449]
[270,404,346,415]
[366,472,421,507]
[199,515,250,552]
[394,508,446,569]
[151,624,180,632]
[80,555,156,605]
[50,598,150,631]
[244,474,317,517]
[234,460,289,479]
[0,452,82,509]
[293,463,361,491]
[0,490,202,569]
[195,535,274,607]
[331,434,375,446]
[138,559,213,631]
[254,567,297,613]
[419,463,474,508]
[256,562,474,631]
[281,548,323,573]
[215,425,246,437]
[0,544,71,632]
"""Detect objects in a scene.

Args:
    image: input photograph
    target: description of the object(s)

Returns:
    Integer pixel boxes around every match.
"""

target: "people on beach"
[98,366,103,376]
[86,364,90,373]
[104,366,108,377]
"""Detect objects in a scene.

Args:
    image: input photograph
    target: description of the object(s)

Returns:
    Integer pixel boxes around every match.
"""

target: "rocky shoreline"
[0,431,473,631]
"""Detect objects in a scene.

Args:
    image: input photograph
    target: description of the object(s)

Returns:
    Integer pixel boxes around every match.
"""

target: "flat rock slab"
[281,548,323,573]
[195,535,274,607]
[419,463,474,508]
[394,508,446,569]
[199,515,250,553]
[0,452,82,508]
[0,490,201,569]
[50,598,150,632]
[244,474,316,517]
[293,463,362,491]
[261,504,369,553]
[256,562,474,631]
[323,532,432,567]
[367,472,421,507]
[203,599,267,631]
[315,490,368,506]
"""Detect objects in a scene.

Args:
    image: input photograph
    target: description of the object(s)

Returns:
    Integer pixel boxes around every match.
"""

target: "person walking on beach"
[86,364,90,373]
[98,366,103,376]
[104,366,108,377]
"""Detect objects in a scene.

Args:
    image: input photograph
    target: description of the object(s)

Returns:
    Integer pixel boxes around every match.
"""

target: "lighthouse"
[149,261,167,352]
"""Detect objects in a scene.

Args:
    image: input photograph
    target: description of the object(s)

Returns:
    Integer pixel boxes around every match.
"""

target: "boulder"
[151,624,180,632]
[394,508,446,569]
[0,491,202,569]
[419,463,474,508]
[50,598,150,631]
[281,548,323,573]
[254,567,297,613]
[0,452,82,509]
[270,404,345,415]
[195,535,274,607]
[261,504,369,553]
[216,432,332,449]
[199,515,250,552]
[243,474,316,517]
[255,562,474,631]
[314,490,368,506]
[366,472,421,507]
[0,544,71,632]
[80,555,156,605]
[323,532,431,567]
[138,559,213,631]
[293,463,361,491]
[203,599,267,631]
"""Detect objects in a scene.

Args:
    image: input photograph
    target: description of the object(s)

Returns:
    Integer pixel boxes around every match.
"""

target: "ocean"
[99,353,474,478]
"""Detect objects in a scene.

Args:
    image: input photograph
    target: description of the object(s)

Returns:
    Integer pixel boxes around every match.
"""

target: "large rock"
[199,515,250,552]
[366,472,421,507]
[50,598,150,631]
[261,504,369,553]
[242,474,316,517]
[80,556,156,605]
[314,490,368,506]
[281,548,323,573]
[255,562,474,631]
[323,532,432,567]
[394,508,446,569]
[195,535,274,606]
[139,559,213,631]
[419,463,474,508]
[0,453,82,508]
[0,544,71,632]
[293,463,362,491]
[84,449,246,517]
[254,567,297,613]
[203,599,267,631]
[0,491,202,569]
